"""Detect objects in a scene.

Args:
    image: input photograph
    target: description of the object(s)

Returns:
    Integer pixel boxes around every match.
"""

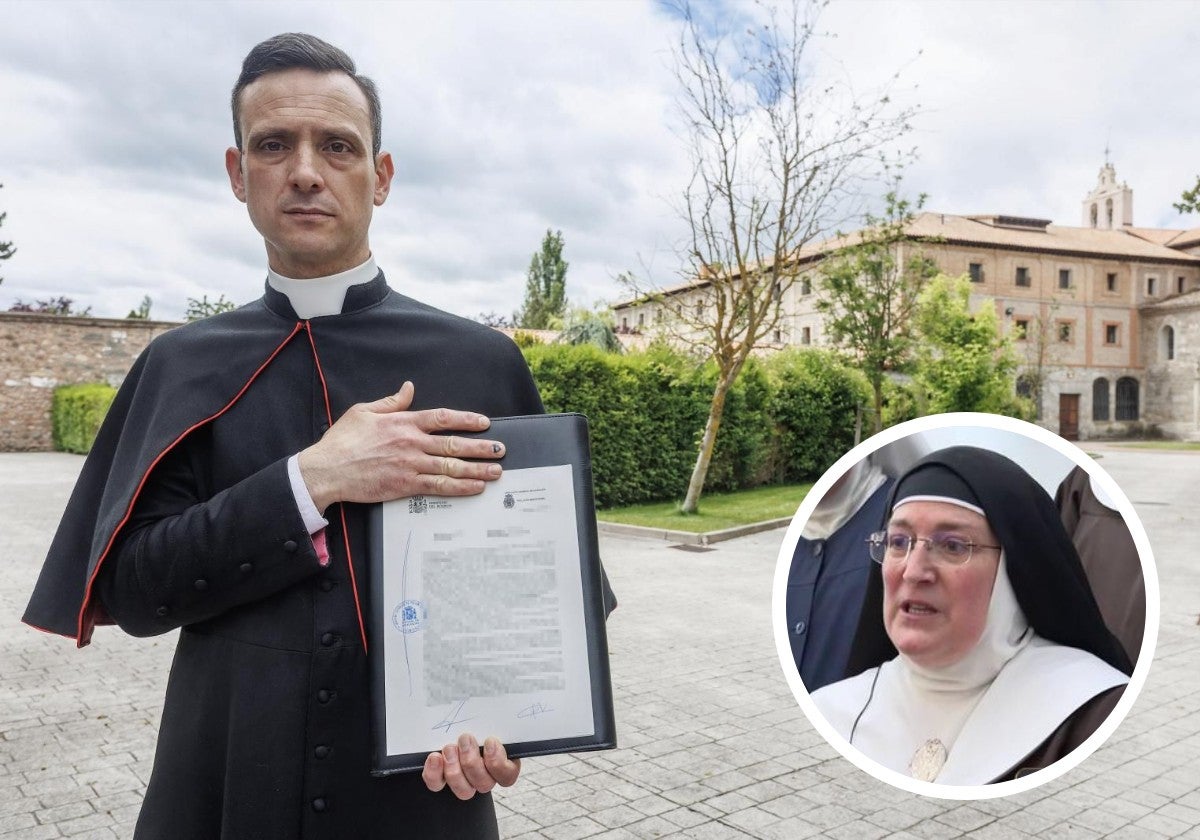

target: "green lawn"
[597,482,812,533]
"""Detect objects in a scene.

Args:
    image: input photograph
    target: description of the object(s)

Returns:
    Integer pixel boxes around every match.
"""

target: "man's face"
[881,500,1000,670]
[226,68,393,278]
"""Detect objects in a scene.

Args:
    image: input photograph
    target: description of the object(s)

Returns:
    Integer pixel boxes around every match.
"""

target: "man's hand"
[422,735,521,799]
[298,381,505,512]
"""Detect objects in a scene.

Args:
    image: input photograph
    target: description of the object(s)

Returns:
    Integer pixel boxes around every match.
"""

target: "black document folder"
[367,413,616,775]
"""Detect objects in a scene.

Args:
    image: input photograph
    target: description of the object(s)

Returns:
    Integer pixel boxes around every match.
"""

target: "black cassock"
[24,274,544,839]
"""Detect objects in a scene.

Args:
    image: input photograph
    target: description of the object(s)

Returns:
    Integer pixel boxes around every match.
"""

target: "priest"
[24,32,555,838]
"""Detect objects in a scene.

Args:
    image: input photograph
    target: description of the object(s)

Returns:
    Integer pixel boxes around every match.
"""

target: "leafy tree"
[126,295,153,319]
[0,183,14,285]
[1176,176,1200,214]
[514,229,568,329]
[186,294,236,321]
[817,191,938,432]
[911,274,1030,417]
[557,305,623,353]
[639,0,917,514]
[9,296,91,316]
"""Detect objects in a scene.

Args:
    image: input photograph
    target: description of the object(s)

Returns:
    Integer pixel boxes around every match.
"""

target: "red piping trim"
[74,322,306,648]
[23,619,77,639]
[304,322,370,654]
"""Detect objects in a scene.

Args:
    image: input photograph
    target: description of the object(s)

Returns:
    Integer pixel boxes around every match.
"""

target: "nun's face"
[882,500,1001,669]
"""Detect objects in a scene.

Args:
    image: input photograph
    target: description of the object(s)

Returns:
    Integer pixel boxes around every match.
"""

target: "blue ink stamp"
[503,492,515,509]
[392,599,427,634]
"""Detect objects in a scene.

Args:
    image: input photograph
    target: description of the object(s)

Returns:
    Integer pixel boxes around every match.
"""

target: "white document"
[380,464,596,756]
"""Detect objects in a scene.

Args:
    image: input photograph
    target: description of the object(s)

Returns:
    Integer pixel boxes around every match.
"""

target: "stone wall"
[0,313,178,451]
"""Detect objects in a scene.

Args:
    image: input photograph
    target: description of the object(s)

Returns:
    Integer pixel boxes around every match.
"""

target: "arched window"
[1090,203,1098,227]
[1115,377,1139,421]
[1092,377,1110,421]
[1105,197,1114,227]
[1161,325,1176,361]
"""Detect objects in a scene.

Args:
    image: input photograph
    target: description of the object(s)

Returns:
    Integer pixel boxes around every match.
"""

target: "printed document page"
[380,464,595,756]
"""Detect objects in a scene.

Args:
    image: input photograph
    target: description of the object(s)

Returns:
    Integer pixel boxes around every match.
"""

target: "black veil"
[845,446,1133,678]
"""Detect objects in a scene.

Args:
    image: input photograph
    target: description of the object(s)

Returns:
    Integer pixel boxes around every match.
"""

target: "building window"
[1015,267,1031,287]
[801,277,812,296]
[969,263,984,283]
[773,329,782,343]
[1179,276,1187,295]
[695,300,704,318]
[1106,197,1113,227]
[1057,321,1073,343]
[637,312,645,328]
[1058,268,1071,289]
[1090,203,1098,228]
[1104,323,1120,345]
[1014,318,1029,340]
[621,316,628,331]
[1147,276,1157,296]
[772,280,782,303]
[1106,272,1118,292]
[1162,325,1176,361]
[1115,377,1139,421]
[1092,378,1110,421]
[801,326,811,345]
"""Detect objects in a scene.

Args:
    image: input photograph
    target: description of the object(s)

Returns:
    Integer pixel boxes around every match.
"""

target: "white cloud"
[1,0,1197,321]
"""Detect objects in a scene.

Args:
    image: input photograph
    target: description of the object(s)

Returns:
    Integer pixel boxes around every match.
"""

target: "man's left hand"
[422,734,521,799]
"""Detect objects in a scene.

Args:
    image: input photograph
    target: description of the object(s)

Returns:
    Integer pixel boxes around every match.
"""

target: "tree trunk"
[681,373,734,514]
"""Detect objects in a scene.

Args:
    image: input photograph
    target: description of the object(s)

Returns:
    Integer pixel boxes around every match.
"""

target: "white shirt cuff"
[288,454,329,535]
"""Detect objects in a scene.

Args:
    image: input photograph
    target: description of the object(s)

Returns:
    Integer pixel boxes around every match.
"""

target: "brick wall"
[0,313,179,451]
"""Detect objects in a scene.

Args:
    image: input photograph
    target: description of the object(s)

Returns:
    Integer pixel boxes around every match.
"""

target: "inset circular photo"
[772,412,1157,799]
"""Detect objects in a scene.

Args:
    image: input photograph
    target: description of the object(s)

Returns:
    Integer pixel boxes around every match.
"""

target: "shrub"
[522,344,860,507]
[763,350,872,483]
[52,383,117,454]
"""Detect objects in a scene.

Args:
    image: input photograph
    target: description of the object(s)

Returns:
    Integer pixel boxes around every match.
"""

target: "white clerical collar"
[267,257,379,319]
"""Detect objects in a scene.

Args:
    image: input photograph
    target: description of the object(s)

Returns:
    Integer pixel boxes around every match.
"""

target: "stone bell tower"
[1082,155,1133,229]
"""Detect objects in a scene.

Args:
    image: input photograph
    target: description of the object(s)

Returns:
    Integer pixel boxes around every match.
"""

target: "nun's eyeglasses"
[866,531,1001,566]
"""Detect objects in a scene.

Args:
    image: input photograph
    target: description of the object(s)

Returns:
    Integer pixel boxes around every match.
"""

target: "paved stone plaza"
[2,446,1198,839]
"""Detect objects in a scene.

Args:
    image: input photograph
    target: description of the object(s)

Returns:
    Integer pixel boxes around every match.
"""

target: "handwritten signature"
[517,701,554,719]
[432,698,475,734]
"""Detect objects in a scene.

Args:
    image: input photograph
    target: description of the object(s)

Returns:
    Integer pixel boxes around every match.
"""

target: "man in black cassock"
[24,33,544,838]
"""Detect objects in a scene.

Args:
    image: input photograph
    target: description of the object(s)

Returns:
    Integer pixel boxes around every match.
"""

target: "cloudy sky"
[2,0,1198,321]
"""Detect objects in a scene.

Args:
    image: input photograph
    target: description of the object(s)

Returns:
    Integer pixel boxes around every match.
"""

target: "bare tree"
[633,0,917,513]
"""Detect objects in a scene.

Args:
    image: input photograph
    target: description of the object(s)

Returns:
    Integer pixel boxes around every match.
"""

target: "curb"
[596,516,793,546]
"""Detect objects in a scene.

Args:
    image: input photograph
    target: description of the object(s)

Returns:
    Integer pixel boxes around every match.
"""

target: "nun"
[811,446,1133,785]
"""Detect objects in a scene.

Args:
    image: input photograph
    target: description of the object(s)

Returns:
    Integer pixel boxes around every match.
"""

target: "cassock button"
[311,798,326,813]
[321,633,336,647]
[812,542,824,558]
[156,605,170,617]
[239,562,254,574]
[793,621,807,635]
[317,689,332,704]
[193,578,208,591]
[319,579,335,592]
[314,745,330,759]
[284,540,298,553]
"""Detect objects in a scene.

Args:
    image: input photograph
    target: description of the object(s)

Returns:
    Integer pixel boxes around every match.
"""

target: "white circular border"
[771,411,1160,800]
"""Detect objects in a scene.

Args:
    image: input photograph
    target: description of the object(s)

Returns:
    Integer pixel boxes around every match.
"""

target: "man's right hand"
[297,381,505,513]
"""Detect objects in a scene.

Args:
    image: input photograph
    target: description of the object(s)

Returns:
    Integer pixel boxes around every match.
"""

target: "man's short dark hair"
[231,32,382,156]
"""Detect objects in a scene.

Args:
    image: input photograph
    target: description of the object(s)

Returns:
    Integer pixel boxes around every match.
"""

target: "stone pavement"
[2,447,1198,839]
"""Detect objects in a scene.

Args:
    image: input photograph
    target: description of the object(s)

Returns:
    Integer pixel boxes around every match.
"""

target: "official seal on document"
[392,600,427,634]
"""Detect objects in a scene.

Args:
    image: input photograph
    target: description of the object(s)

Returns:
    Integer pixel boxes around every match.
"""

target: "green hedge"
[522,344,867,508]
[52,383,117,454]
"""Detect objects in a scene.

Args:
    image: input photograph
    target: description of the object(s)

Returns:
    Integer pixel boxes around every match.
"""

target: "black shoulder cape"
[23,273,544,646]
